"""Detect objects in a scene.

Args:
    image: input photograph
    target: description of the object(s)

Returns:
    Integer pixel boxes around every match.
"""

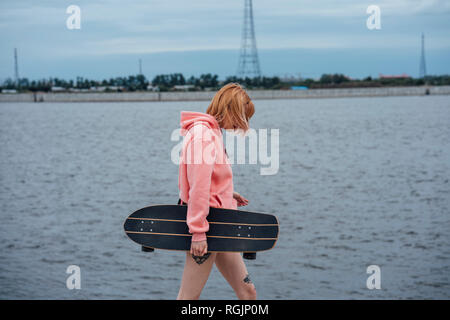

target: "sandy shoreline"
[1,85,449,103]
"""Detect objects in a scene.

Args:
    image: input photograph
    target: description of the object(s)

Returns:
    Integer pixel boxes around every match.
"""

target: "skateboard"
[124,205,279,260]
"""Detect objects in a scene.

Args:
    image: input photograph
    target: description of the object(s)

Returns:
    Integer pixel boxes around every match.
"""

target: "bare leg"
[215,252,257,300]
[177,252,217,300]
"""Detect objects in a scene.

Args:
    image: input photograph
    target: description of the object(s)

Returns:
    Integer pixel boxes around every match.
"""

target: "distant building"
[88,86,124,92]
[1,89,17,93]
[291,86,308,90]
[89,86,107,92]
[51,86,66,92]
[173,85,195,91]
[379,73,411,79]
[106,86,122,91]
[147,85,160,92]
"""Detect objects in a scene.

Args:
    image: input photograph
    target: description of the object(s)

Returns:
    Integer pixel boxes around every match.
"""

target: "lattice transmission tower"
[419,33,427,78]
[237,0,261,78]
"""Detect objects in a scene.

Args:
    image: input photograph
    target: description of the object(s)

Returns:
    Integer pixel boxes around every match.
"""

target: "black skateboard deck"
[124,205,279,258]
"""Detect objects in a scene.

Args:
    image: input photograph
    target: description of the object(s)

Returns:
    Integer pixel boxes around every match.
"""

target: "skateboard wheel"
[141,246,154,252]
[243,252,256,260]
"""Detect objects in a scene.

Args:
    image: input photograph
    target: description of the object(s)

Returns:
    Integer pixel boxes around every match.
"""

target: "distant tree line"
[1,73,449,93]
[151,73,282,91]
[287,74,450,89]
[0,75,149,92]
[152,73,220,91]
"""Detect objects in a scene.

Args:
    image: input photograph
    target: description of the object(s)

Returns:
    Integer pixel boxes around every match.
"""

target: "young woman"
[177,83,256,300]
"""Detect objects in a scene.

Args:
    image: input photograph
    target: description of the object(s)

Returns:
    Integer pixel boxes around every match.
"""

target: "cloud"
[0,0,449,61]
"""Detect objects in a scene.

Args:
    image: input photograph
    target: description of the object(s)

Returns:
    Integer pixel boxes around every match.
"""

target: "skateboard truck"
[141,246,154,252]
[243,252,256,260]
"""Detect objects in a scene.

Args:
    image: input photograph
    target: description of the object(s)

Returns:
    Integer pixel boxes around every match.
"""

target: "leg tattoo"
[192,252,211,265]
[243,274,252,284]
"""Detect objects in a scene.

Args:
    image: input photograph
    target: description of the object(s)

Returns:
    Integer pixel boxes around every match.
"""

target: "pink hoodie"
[178,111,237,242]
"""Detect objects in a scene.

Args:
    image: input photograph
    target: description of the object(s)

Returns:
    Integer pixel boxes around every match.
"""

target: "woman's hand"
[190,240,208,256]
[233,192,249,207]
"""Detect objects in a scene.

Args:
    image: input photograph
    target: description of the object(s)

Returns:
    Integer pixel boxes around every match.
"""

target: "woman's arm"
[186,130,216,242]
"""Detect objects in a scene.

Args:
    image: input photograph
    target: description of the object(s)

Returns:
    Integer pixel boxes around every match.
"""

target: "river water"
[0,95,449,299]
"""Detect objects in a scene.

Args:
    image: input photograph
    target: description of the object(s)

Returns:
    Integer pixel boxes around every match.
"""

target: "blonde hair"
[206,83,255,132]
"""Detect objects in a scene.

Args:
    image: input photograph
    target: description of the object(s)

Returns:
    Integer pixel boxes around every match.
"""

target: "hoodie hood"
[180,111,220,135]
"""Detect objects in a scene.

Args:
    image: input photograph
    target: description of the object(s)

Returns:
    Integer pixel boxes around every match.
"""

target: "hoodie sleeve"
[186,127,217,242]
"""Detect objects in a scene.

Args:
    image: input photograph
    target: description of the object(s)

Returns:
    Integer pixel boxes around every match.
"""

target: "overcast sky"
[1,0,449,80]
